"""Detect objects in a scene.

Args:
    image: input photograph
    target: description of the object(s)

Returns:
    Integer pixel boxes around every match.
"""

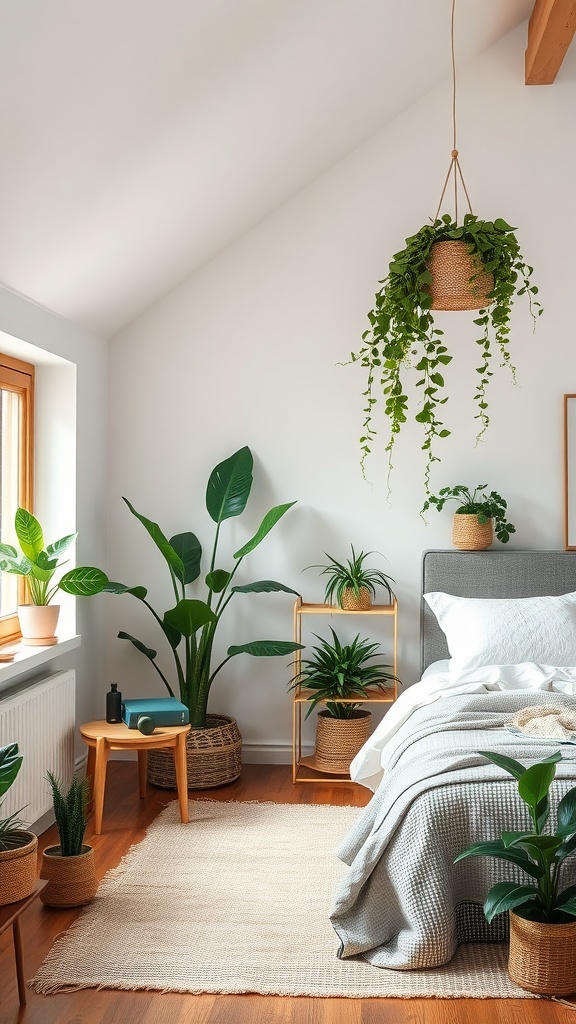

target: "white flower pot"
[18,604,60,646]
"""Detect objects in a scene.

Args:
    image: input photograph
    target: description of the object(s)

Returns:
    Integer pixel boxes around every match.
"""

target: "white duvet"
[350,661,576,792]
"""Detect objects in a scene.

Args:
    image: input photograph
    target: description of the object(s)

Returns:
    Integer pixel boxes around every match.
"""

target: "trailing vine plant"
[349,213,541,494]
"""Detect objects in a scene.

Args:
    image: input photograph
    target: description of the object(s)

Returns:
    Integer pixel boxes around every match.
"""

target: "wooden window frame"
[0,352,34,643]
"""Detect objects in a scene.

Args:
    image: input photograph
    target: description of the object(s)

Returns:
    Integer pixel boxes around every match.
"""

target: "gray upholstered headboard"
[421,549,576,673]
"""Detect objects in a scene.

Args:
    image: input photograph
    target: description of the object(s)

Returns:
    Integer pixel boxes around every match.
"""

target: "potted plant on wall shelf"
[0,509,109,646]
[421,483,515,550]
[289,628,398,774]
[0,743,38,907]
[307,545,395,610]
[349,214,541,495]
[40,770,98,907]
[102,446,303,790]
[455,749,576,996]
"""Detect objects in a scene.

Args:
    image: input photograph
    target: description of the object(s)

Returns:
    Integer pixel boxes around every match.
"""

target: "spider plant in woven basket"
[307,546,395,610]
[290,628,398,719]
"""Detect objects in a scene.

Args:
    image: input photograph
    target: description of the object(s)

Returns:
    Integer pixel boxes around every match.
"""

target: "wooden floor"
[0,762,571,1023]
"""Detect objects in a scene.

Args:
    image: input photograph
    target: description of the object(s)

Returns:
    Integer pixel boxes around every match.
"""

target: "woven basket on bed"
[426,240,494,311]
[314,709,372,774]
[508,911,576,995]
[452,513,493,551]
[147,713,242,791]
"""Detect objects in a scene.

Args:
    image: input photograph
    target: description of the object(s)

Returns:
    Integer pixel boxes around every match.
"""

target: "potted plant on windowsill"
[455,750,576,996]
[349,214,541,494]
[101,446,303,790]
[0,743,38,907]
[289,628,398,774]
[0,509,109,646]
[421,484,515,550]
[40,770,97,907]
[307,545,395,611]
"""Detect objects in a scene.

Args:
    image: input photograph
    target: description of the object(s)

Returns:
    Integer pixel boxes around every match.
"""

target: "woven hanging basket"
[340,586,372,611]
[0,831,38,907]
[39,845,98,908]
[452,513,493,551]
[508,911,576,995]
[426,240,494,311]
[314,709,372,774]
[147,713,242,791]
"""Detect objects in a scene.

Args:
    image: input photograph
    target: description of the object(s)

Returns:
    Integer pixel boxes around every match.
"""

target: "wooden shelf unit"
[291,597,398,784]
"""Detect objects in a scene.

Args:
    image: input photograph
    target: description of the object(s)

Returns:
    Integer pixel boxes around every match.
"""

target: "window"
[0,353,34,643]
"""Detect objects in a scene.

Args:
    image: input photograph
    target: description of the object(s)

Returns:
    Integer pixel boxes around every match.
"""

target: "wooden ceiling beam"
[525,0,576,84]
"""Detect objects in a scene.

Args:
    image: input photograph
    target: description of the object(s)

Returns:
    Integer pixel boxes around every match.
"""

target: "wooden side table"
[0,880,48,1005]
[79,720,191,834]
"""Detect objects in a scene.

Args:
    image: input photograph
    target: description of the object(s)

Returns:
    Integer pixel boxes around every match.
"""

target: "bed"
[329,549,576,970]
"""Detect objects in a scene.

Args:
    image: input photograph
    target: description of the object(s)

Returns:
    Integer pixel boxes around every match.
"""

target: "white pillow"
[424,590,576,674]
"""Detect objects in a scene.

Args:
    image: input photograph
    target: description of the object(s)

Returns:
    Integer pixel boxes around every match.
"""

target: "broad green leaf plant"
[104,447,303,728]
[348,215,541,494]
[0,509,109,605]
[455,750,576,924]
[0,742,28,851]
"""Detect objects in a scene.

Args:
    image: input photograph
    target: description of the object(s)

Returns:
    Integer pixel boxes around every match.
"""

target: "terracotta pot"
[508,910,576,995]
[340,586,371,611]
[452,514,493,551]
[147,713,242,791]
[18,604,60,646]
[314,709,372,774]
[0,831,38,906]
[40,844,98,907]
[426,240,494,311]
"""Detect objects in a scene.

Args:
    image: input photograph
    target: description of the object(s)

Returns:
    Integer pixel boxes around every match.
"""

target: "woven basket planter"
[426,240,494,311]
[0,831,38,907]
[147,713,242,791]
[39,845,98,908]
[508,911,576,995]
[314,709,372,774]
[340,586,372,611]
[452,513,493,551]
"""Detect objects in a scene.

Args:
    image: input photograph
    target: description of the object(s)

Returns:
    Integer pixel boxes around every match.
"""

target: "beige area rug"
[30,799,533,999]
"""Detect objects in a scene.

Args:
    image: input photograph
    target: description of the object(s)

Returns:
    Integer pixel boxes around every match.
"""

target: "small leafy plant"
[0,742,28,851]
[421,484,515,543]
[307,546,395,606]
[289,628,398,719]
[349,215,541,492]
[0,508,109,605]
[455,750,576,924]
[45,770,90,857]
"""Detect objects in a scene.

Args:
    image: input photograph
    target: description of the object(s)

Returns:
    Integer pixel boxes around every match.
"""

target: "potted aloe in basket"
[455,750,576,995]
[40,770,97,907]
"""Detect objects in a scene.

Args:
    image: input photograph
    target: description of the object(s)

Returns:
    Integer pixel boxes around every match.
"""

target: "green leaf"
[104,581,148,600]
[206,569,230,593]
[477,750,526,780]
[0,743,23,799]
[205,446,253,524]
[45,533,77,562]
[123,498,184,578]
[117,631,157,662]
[58,567,109,596]
[483,882,540,923]
[170,532,202,585]
[555,899,576,918]
[164,599,216,638]
[233,502,296,559]
[231,580,299,595]
[454,840,542,878]
[518,760,558,811]
[557,786,576,835]
[14,508,44,561]
[227,640,304,658]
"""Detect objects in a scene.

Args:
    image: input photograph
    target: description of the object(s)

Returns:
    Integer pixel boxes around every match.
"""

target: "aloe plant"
[45,770,90,856]
[455,750,576,924]
[0,742,28,851]
[104,446,303,728]
[0,508,109,605]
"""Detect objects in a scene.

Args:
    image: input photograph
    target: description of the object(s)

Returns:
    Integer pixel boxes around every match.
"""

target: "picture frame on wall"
[564,395,576,550]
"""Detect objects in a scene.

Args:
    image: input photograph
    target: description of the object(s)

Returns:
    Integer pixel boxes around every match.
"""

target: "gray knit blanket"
[330,689,576,970]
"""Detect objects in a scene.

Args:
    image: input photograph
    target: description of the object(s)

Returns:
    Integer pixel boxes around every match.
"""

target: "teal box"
[121,697,189,728]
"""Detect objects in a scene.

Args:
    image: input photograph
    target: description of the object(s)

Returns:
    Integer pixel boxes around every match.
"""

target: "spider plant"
[308,545,395,607]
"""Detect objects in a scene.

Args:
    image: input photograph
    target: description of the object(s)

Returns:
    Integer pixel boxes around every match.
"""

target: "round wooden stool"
[79,720,191,834]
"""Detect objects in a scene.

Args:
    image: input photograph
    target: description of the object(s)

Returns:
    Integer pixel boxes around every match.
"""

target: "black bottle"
[106,683,122,724]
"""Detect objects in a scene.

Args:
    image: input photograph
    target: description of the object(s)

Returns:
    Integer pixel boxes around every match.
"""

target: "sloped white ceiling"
[0,0,534,339]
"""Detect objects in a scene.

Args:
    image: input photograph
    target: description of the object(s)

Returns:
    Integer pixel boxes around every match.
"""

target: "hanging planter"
[348,1,542,497]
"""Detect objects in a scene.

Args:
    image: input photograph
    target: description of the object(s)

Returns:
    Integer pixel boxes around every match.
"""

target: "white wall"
[0,286,109,754]
[108,25,576,761]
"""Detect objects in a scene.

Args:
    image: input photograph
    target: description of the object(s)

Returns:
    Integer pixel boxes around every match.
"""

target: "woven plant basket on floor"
[0,831,38,907]
[508,911,576,995]
[426,240,494,311]
[314,709,372,774]
[452,513,493,551]
[340,586,372,611]
[40,845,98,908]
[147,714,242,791]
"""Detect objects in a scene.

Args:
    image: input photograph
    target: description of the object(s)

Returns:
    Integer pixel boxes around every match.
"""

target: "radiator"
[0,670,75,825]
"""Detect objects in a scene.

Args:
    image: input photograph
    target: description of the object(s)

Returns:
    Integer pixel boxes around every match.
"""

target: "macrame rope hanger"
[434,0,474,223]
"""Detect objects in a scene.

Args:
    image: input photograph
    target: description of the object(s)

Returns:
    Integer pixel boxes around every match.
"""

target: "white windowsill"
[0,635,81,685]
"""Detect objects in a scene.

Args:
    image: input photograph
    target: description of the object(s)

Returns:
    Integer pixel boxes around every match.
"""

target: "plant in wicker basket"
[455,750,576,995]
[0,742,38,907]
[40,771,97,907]
[307,545,395,610]
[422,483,515,549]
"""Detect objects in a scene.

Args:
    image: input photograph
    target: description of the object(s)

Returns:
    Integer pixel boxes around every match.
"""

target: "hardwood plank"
[0,762,567,1024]
[525,0,576,84]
